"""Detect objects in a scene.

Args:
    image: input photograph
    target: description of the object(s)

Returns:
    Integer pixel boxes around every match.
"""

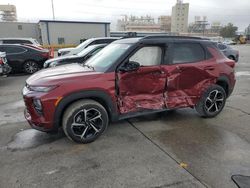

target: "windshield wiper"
[83,64,95,71]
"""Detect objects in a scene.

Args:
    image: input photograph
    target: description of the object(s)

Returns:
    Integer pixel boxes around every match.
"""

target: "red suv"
[23,36,236,143]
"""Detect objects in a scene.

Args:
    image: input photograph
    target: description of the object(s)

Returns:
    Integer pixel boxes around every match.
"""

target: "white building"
[0,20,110,45]
[171,0,189,33]
[38,20,110,45]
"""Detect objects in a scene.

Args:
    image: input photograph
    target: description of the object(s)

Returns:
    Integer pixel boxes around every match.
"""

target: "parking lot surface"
[1,45,250,188]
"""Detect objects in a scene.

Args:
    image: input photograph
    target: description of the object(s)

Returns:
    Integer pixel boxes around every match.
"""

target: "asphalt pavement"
[0,45,250,188]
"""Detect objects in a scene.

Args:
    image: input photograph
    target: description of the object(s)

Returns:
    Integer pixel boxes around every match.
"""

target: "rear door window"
[172,43,206,64]
[4,46,26,54]
[3,40,32,44]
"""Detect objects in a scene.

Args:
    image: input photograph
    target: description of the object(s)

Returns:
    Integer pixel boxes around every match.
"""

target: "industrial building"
[116,15,171,33]
[38,20,110,45]
[0,20,110,46]
[0,22,39,40]
[171,0,189,33]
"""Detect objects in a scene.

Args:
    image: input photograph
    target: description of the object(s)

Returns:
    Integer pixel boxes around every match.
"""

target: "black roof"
[115,35,211,44]
[143,35,210,40]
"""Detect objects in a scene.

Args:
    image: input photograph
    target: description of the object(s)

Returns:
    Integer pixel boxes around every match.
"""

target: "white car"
[58,37,118,56]
[0,51,11,76]
[0,38,42,47]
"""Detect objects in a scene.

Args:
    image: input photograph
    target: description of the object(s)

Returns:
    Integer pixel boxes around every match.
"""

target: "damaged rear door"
[117,45,167,114]
[163,42,219,109]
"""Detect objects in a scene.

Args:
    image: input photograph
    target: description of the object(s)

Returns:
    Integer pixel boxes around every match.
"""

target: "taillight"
[0,58,3,65]
[40,52,49,58]
[225,60,235,68]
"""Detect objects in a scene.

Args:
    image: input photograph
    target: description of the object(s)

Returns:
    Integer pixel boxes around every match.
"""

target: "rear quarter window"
[206,42,226,59]
[172,43,206,64]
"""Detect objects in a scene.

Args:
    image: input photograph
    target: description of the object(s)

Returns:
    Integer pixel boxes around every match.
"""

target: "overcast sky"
[1,0,250,31]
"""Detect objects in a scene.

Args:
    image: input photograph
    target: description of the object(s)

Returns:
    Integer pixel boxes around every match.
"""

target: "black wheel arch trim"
[53,90,119,130]
[216,75,231,96]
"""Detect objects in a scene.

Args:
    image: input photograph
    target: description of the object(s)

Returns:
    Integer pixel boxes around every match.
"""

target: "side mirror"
[119,61,140,72]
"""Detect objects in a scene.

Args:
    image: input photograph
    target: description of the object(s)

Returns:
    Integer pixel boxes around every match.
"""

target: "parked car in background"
[23,36,236,144]
[58,37,118,56]
[0,38,42,47]
[217,43,239,62]
[44,44,107,68]
[223,39,236,45]
[0,51,11,76]
[0,44,50,74]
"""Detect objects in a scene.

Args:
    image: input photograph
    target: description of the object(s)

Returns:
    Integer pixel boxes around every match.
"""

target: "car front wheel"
[62,99,109,143]
[195,85,226,118]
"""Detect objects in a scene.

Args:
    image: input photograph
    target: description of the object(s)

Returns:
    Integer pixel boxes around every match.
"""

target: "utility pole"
[51,0,55,20]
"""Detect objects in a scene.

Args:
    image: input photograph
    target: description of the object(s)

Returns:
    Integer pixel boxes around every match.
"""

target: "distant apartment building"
[117,15,171,32]
[158,16,171,32]
[0,5,17,22]
[171,0,189,33]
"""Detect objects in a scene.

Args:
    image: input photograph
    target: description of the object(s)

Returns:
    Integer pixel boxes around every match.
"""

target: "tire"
[195,85,226,118]
[62,99,109,143]
[23,61,39,74]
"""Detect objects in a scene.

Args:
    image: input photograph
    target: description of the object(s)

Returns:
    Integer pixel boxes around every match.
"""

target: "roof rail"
[143,35,210,40]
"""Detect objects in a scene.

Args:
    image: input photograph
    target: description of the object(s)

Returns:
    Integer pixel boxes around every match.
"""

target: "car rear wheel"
[23,61,39,74]
[195,85,226,118]
[62,99,109,143]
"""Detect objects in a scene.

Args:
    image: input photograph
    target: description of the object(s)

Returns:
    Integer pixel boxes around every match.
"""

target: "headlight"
[29,85,57,92]
[49,62,58,67]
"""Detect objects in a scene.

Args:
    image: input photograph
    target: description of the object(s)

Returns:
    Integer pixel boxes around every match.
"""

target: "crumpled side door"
[163,42,219,109]
[117,66,166,114]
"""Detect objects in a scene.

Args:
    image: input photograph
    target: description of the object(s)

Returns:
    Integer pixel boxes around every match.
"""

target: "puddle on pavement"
[232,175,250,188]
[7,129,64,151]
[236,71,250,77]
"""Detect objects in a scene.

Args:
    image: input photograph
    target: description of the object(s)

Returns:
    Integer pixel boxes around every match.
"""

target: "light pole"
[51,0,55,20]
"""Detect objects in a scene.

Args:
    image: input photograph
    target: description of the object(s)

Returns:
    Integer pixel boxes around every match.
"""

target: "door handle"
[204,66,215,71]
[176,66,183,72]
[151,71,165,76]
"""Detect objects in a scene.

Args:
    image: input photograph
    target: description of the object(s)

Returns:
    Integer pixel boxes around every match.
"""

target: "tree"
[220,23,238,38]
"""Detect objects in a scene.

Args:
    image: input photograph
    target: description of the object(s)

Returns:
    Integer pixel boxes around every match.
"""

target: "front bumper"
[0,64,12,75]
[24,108,56,132]
[23,87,58,132]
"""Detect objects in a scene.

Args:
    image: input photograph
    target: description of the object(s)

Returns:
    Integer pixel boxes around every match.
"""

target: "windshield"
[76,39,93,49]
[85,43,131,72]
[77,45,97,57]
[70,39,94,55]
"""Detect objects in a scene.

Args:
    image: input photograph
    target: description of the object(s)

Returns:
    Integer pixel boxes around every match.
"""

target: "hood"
[27,63,98,85]
[58,48,74,53]
[0,51,6,57]
[45,55,78,64]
